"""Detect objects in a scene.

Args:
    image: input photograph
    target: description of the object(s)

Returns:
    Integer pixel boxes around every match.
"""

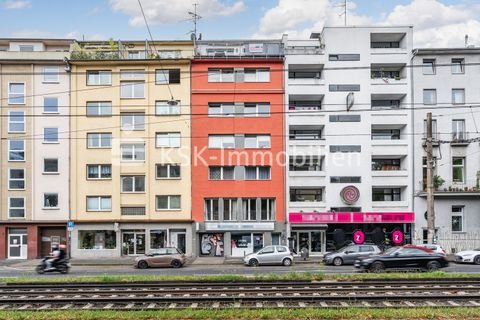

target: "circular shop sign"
[391,230,404,245]
[340,185,360,205]
[352,230,365,244]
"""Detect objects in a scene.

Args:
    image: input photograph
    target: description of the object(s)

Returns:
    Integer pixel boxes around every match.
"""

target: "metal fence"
[412,231,480,253]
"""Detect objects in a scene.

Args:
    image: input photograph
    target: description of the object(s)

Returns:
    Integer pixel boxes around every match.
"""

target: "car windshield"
[382,247,401,255]
[338,246,350,253]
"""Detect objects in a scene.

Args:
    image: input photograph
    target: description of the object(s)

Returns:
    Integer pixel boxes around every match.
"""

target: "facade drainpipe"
[64,57,72,258]
[410,48,418,244]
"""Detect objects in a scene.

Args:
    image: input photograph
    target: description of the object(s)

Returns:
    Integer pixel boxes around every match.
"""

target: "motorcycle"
[36,257,70,274]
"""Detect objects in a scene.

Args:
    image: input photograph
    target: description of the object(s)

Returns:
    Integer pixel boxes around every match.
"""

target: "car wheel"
[474,256,480,265]
[426,260,441,272]
[35,265,45,274]
[58,265,68,274]
[171,260,182,268]
[249,258,259,267]
[137,260,148,269]
[333,257,343,266]
[282,258,292,266]
[370,261,385,273]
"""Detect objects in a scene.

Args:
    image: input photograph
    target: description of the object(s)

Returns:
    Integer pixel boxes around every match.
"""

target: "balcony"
[0,50,69,61]
[371,63,407,85]
[288,64,324,85]
[416,179,480,197]
[370,33,408,57]
[451,132,470,146]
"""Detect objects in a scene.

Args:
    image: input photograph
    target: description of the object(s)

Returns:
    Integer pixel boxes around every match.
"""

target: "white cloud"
[3,0,31,9]
[10,29,105,41]
[108,0,246,27]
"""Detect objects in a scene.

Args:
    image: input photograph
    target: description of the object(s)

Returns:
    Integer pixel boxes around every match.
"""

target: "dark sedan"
[354,245,449,272]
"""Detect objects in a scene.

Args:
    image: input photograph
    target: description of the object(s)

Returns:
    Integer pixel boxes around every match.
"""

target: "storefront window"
[232,233,254,257]
[200,233,224,256]
[150,230,167,249]
[79,230,116,249]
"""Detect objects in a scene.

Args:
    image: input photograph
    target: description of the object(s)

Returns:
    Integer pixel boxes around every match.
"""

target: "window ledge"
[42,172,60,175]
[43,142,60,145]
[42,207,60,210]
[86,210,113,212]
[42,81,60,84]
[156,177,182,180]
[8,131,26,134]
[87,178,112,181]
[156,209,182,212]
[8,189,25,191]
[42,112,60,115]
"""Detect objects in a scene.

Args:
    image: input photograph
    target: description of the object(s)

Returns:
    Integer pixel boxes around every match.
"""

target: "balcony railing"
[418,179,480,195]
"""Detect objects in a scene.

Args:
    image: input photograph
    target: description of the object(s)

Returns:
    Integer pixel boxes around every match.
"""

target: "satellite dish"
[346,92,354,111]
[198,33,202,40]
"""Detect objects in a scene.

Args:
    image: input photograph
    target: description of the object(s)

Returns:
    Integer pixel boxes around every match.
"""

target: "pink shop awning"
[289,211,414,224]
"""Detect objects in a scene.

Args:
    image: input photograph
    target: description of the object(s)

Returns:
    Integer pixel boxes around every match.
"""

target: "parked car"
[418,244,446,256]
[455,248,480,264]
[323,244,381,266]
[243,245,293,266]
[354,245,449,272]
[134,247,186,269]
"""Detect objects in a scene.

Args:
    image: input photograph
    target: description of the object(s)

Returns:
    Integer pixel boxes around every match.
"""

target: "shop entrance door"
[8,230,27,259]
[170,230,186,254]
[122,231,145,255]
[293,230,326,255]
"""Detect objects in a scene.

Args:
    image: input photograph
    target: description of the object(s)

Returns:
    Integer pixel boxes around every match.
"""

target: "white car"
[455,249,480,264]
[418,244,446,256]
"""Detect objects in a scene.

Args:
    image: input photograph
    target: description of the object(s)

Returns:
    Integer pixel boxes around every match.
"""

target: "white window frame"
[156,132,181,148]
[452,88,465,105]
[87,70,112,85]
[8,82,25,105]
[452,119,466,140]
[244,103,270,117]
[156,195,181,210]
[43,96,59,113]
[120,81,145,99]
[208,68,234,82]
[452,157,465,183]
[8,111,25,133]
[423,89,437,105]
[121,113,145,131]
[87,133,112,148]
[208,135,235,148]
[43,158,59,174]
[209,166,234,180]
[8,197,25,219]
[156,100,181,116]
[244,68,270,82]
[208,103,235,117]
[155,69,170,84]
[86,196,112,211]
[87,164,112,180]
[245,166,271,180]
[156,164,181,179]
[43,127,59,143]
[43,66,60,83]
[86,101,112,116]
[451,206,464,233]
[43,193,59,209]
[120,69,145,79]
[121,175,145,193]
[120,143,145,161]
[423,119,438,139]
[8,168,25,190]
[451,58,465,74]
[422,59,436,75]
[245,135,271,149]
[8,139,25,162]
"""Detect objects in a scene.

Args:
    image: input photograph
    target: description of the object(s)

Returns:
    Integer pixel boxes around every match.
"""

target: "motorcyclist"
[45,245,60,270]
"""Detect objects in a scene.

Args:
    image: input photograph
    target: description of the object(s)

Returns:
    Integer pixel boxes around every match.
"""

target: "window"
[8,140,25,161]
[8,83,25,104]
[86,196,112,211]
[451,58,464,74]
[8,111,25,133]
[423,119,438,139]
[372,188,401,201]
[371,158,401,171]
[288,69,321,79]
[204,199,220,220]
[208,135,235,148]
[261,199,275,220]
[19,45,34,52]
[451,206,464,232]
[43,158,58,173]
[120,81,144,98]
[8,198,25,218]
[209,166,234,180]
[43,66,59,82]
[289,156,322,171]
[371,129,400,140]
[156,132,180,148]
[43,97,59,113]
[329,54,360,61]
[289,101,322,111]
[329,115,361,122]
[330,145,361,153]
[156,164,181,179]
[452,120,466,140]
[330,176,361,183]
[244,68,270,82]
[120,69,144,79]
[371,100,401,109]
[86,102,112,116]
[208,68,234,82]
[290,189,322,202]
[452,157,465,183]
[9,169,25,190]
[78,230,116,249]
[87,164,112,179]
[121,207,146,216]
[156,195,181,210]
[329,84,360,92]
[155,69,180,84]
[245,166,271,180]
[452,89,465,104]
[371,42,400,48]
[150,230,167,249]
[43,193,59,208]
[43,128,59,143]
[243,198,258,220]
[128,51,145,59]
[87,133,112,148]
[87,70,112,85]
[289,129,322,140]
[423,89,437,105]
[121,113,145,131]
[245,135,271,148]
[422,59,436,75]
[208,103,235,116]
[156,101,181,115]
[121,176,145,193]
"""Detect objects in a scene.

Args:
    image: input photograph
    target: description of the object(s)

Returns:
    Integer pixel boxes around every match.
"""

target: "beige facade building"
[69,40,194,258]
[0,39,71,259]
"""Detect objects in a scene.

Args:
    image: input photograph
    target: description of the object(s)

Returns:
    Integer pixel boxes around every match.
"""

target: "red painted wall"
[191,58,285,223]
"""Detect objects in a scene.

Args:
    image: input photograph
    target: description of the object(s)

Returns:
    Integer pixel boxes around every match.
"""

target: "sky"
[1,0,480,47]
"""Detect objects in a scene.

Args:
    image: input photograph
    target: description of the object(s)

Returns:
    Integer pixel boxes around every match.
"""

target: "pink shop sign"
[289,212,415,224]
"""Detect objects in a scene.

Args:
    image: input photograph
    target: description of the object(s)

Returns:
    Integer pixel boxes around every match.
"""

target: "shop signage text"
[205,222,275,231]
[289,212,415,224]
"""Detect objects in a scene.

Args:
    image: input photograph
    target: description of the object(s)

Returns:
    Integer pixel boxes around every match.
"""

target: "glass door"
[135,233,145,255]
[298,232,310,252]
[122,231,145,255]
[311,231,325,254]
[8,233,27,259]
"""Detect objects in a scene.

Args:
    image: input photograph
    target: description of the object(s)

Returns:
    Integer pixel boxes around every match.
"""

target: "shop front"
[289,211,414,255]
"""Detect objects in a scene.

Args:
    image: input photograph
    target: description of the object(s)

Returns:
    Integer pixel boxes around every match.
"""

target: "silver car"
[243,245,293,266]
[323,244,381,266]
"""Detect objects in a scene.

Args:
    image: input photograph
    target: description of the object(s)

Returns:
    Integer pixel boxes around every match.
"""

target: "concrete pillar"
[263,232,272,246]
[223,232,231,258]
[27,225,38,259]
[0,226,6,259]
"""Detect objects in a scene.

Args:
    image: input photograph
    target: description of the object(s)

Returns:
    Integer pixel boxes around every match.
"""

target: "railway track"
[1,280,479,310]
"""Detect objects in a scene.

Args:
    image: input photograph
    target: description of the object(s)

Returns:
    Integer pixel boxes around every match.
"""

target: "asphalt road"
[0,263,479,278]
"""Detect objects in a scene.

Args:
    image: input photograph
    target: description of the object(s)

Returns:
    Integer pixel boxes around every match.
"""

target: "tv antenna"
[188,2,202,52]
[337,0,347,26]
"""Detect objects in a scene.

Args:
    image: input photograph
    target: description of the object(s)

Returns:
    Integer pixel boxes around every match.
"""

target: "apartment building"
[412,47,480,252]
[191,40,285,258]
[69,40,194,258]
[283,26,415,254]
[0,38,71,259]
